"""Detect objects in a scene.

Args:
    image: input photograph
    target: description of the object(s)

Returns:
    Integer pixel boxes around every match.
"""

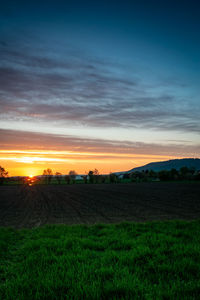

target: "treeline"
[42,169,79,185]
[42,166,200,185]
[1,165,200,186]
[42,168,119,184]
[126,167,200,182]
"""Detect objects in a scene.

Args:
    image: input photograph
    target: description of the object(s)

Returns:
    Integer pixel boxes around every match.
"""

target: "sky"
[0,0,200,176]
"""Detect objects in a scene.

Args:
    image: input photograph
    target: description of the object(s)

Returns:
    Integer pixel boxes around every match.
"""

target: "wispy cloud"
[0,39,199,134]
[0,129,199,158]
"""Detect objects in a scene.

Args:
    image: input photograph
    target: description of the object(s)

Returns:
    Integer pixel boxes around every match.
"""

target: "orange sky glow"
[0,129,199,177]
[0,149,186,176]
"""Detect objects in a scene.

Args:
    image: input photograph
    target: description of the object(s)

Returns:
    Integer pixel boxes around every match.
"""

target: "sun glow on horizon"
[0,148,192,177]
[0,156,180,177]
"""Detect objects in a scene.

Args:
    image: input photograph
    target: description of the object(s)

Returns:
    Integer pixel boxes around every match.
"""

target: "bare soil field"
[0,182,200,228]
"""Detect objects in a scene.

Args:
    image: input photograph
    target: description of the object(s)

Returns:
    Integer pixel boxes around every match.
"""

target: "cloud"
[0,39,200,133]
[0,129,199,158]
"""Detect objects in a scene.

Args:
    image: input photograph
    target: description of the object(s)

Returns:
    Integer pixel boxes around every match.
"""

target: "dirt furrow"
[0,182,200,228]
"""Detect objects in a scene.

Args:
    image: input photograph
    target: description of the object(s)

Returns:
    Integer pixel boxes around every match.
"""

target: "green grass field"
[1,220,200,299]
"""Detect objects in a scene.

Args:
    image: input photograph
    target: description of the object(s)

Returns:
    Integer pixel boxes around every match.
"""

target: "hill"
[127,158,200,173]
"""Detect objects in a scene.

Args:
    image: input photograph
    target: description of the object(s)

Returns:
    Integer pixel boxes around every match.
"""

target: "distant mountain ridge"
[127,158,200,173]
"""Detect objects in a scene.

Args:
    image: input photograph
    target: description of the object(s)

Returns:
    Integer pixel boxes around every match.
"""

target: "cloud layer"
[1,39,199,134]
[1,129,199,158]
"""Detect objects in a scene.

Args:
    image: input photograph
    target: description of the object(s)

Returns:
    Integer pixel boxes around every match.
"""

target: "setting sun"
[29,174,33,178]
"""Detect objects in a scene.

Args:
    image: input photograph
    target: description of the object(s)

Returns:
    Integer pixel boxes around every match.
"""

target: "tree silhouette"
[180,167,190,179]
[83,175,88,184]
[109,173,117,183]
[0,166,8,185]
[100,175,106,183]
[88,170,94,183]
[65,175,70,184]
[55,172,62,184]
[69,170,77,184]
[93,168,99,183]
[43,168,53,184]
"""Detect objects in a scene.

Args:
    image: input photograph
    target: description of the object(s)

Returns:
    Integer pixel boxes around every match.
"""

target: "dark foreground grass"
[1,220,200,299]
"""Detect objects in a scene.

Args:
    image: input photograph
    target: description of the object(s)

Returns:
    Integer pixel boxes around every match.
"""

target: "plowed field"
[0,182,200,228]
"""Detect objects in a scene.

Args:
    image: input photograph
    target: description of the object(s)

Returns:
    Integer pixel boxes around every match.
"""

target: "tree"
[158,170,170,181]
[170,168,179,180]
[69,170,77,184]
[93,168,99,183]
[180,167,190,179]
[109,173,117,183]
[88,170,94,183]
[130,172,137,182]
[149,170,157,179]
[0,166,8,185]
[82,175,88,184]
[55,172,62,184]
[123,173,130,180]
[100,175,106,183]
[43,168,53,184]
[65,175,70,184]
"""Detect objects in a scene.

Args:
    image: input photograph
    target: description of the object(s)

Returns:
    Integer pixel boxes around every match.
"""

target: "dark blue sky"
[1,1,200,68]
[0,0,199,168]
